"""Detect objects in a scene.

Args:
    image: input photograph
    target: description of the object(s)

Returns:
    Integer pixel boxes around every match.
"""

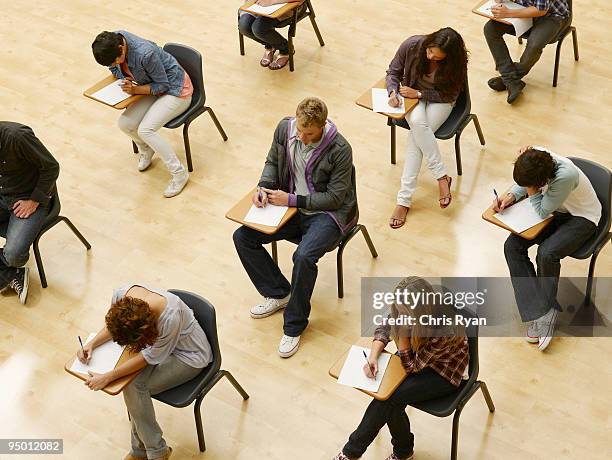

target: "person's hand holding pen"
[252,187,268,208]
[492,191,516,212]
[362,350,379,379]
[120,79,139,94]
[77,336,94,365]
[388,88,402,108]
[491,0,510,19]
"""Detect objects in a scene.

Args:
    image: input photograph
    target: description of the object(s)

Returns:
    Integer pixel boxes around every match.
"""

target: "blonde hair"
[296,97,328,127]
[390,277,465,352]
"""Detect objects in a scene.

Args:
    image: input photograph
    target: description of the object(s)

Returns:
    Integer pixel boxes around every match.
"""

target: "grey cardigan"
[258,117,358,234]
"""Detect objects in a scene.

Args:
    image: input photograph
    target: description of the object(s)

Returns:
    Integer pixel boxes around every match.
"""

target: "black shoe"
[9,267,29,304]
[487,76,506,92]
[507,80,526,104]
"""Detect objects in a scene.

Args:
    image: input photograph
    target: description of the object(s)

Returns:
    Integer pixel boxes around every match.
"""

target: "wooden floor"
[1,1,611,459]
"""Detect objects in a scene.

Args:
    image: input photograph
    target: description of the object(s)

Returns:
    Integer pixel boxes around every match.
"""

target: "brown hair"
[513,148,556,188]
[105,296,158,352]
[390,277,465,352]
[296,97,328,128]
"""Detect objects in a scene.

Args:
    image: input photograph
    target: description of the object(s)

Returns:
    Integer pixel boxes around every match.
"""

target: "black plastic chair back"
[567,157,612,259]
[163,43,205,127]
[435,78,471,140]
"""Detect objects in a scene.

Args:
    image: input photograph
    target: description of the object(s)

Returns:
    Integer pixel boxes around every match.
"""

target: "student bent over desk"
[495,146,601,351]
[78,285,212,460]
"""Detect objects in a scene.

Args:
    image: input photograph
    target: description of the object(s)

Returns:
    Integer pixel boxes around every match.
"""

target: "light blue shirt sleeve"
[509,184,528,202]
[528,166,578,218]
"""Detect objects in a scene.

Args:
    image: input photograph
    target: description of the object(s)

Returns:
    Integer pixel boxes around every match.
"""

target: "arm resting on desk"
[84,353,148,391]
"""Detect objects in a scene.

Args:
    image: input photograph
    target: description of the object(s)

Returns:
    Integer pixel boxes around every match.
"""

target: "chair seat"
[409,380,472,417]
[164,104,205,129]
[275,4,308,28]
[391,110,463,141]
[570,230,611,260]
[153,364,219,408]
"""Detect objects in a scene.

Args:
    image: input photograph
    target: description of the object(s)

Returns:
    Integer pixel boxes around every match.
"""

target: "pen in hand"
[493,188,501,209]
[362,350,376,379]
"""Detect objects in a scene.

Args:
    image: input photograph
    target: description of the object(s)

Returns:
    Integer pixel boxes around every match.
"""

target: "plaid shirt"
[515,0,570,18]
[374,323,469,387]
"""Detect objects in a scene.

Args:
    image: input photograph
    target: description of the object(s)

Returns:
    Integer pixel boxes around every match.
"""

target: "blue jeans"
[342,367,457,459]
[238,12,289,55]
[504,212,596,322]
[233,212,341,336]
[0,196,48,289]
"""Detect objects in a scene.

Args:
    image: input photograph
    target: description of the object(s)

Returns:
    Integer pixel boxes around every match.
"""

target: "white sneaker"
[250,295,290,319]
[525,321,540,344]
[163,171,189,198]
[538,308,559,351]
[138,150,155,171]
[278,334,300,358]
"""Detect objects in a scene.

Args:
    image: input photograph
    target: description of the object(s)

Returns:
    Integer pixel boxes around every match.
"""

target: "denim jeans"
[504,212,596,322]
[124,355,201,459]
[238,12,289,54]
[342,367,457,459]
[0,195,48,289]
[484,15,570,85]
[233,212,341,337]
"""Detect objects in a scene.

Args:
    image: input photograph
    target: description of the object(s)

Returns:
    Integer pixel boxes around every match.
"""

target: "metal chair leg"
[360,225,378,258]
[472,114,486,145]
[271,241,278,265]
[288,36,295,72]
[194,396,206,452]
[553,38,564,87]
[584,245,604,305]
[518,37,523,45]
[183,121,193,172]
[222,370,250,400]
[450,405,464,460]
[571,27,579,61]
[390,122,397,165]
[205,107,228,141]
[59,217,92,249]
[132,141,139,154]
[336,243,345,299]
[479,381,496,412]
[239,31,245,56]
[33,235,48,289]
[307,1,325,47]
[454,131,463,176]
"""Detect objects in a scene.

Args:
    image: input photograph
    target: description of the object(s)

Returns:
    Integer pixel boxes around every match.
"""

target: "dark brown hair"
[513,148,556,187]
[105,296,158,352]
[417,27,468,100]
[92,31,123,66]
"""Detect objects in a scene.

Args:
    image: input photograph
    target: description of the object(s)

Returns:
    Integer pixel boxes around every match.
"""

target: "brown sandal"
[269,54,290,70]
[389,205,410,229]
[260,48,276,67]
[438,176,452,209]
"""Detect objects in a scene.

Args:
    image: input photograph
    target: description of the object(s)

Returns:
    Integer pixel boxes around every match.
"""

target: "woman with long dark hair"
[386,28,468,228]
[333,277,469,460]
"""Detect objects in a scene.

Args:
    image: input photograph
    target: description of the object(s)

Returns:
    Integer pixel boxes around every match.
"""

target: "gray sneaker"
[163,171,189,198]
[526,321,540,344]
[9,267,29,305]
[538,308,559,351]
[137,150,155,172]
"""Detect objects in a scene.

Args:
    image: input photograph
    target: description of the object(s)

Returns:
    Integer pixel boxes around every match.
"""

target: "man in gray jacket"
[233,97,357,358]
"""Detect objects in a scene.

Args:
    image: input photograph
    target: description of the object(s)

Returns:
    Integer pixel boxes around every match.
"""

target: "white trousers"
[397,100,453,207]
[118,94,192,176]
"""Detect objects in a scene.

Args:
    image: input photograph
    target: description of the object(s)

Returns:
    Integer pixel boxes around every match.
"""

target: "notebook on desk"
[473,0,533,37]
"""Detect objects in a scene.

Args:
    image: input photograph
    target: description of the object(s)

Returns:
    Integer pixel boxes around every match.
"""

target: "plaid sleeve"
[533,0,551,11]
[373,322,391,346]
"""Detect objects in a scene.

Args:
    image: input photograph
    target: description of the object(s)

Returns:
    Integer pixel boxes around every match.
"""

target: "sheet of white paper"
[337,345,392,393]
[89,79,131,106]
[246,2,286,15]
[69,333,124,375]
[494,198,551,233]
[244,203,288,227]
[371,88,405,114]
[476,0,533,36]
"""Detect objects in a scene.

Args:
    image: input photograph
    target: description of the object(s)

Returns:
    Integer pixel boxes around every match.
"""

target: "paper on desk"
[89,79,131,106]
[338,345,392,393]
[494,198,551,233]
[371,88,406,114]
[69,333,124,375]
[244,203,288,227]
[476,0,533,37]
[246,2,286,15]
